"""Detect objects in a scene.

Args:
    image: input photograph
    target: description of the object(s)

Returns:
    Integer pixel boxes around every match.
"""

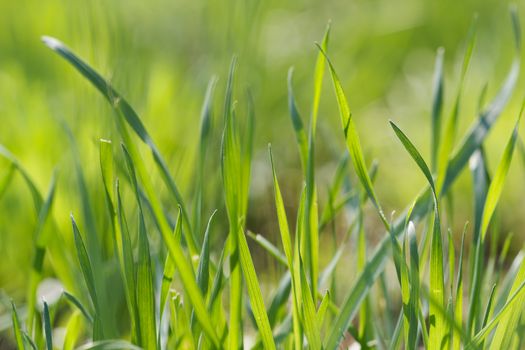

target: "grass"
[3,5,525,350]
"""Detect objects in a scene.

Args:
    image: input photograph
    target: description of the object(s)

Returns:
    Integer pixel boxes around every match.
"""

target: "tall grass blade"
[310,22,330,136]
[318,45,389,229]
[193,77,217,236]
[122,144,160,350]
[237,226,277,350]
[42,301,52,350]
[11,301,26,350]
[71,215,104,340]
[431,47,444,171]
[160,208,181,319]
[389,120,445,350]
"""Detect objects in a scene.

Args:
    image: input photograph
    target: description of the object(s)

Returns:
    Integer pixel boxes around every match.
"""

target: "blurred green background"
[1,0,525,332]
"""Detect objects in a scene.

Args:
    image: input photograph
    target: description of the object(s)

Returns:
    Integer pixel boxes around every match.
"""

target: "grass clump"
[3,6,525,350]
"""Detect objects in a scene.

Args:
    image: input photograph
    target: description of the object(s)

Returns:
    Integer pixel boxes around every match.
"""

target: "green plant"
[5,6,525,350]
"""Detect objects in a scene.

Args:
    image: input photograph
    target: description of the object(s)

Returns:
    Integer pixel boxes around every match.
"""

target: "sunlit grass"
[3,5,525,350]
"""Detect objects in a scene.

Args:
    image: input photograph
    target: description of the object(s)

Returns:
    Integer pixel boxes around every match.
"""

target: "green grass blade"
[136,215,157,350]
[266,273,292,328]
[480,103,523,241]
[430,47,445,171]
[269,145,293,268]
[247,231,287,266]
[304,135,319,297]
[193,77,217,236]
[71,215,104,340]
[390,121,437,195]
[453,224,467,350]
[160,208,181,319]
[237,227,277,350]
[408,222,420,350]
[389,120,445,350]
[0,145,43,212]
[122,144,161,350]
[11,301,26,350]
[71,222,94,293]
[287,68,308,172]
[115,181,140,343]
[196,210,216,296]
[190,209,217,335]
[318,45,389,230]
[298,265,321,350]
[310,22,330,136]
[317,290,331,327]
[481,283,496,329]
[42,301,52,350]
[221,57,243,350]
[63,291,94,323]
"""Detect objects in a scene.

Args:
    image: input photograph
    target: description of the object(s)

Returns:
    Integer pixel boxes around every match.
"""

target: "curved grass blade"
[63,291,94,323]
[317,45,389,230]
[41,36,197,254]
[48,37,218,339]
[0,145,43,212]
[390,120,445,350]
[247,231,287,266]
